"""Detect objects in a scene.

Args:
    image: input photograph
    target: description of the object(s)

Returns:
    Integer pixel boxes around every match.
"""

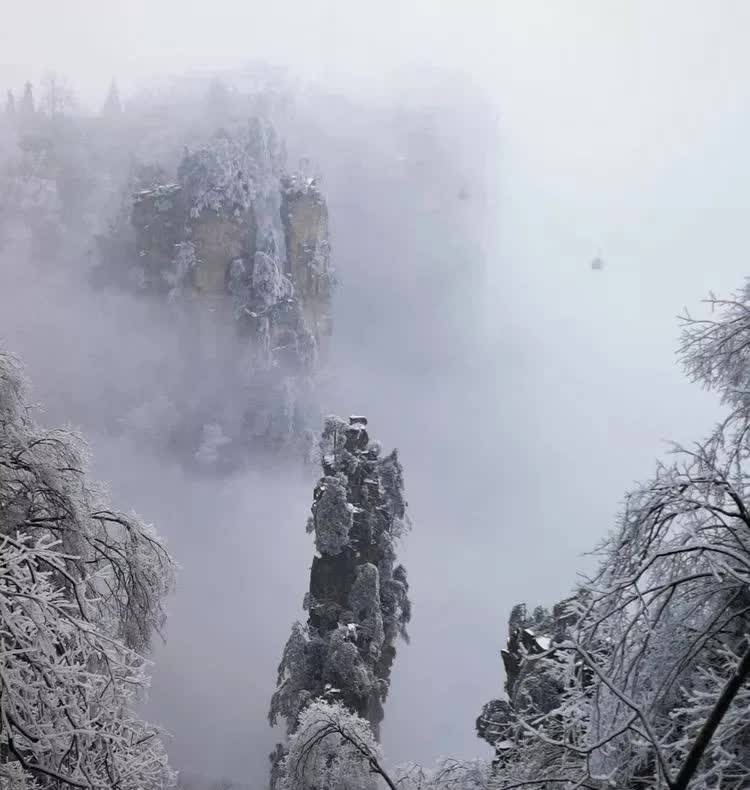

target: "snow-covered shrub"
[178,130,257,218]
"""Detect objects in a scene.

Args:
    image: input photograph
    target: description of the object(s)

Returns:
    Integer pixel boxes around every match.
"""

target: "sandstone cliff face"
[127,184,187,292]
[269,416,411,753]
[281,175,333,346]
[126,137,331,354]
[190,211,255,295]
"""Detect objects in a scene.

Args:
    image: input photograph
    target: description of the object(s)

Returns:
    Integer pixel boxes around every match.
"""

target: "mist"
[3,3,750,787]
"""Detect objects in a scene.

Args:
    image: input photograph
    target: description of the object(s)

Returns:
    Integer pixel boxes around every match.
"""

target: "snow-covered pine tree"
[269,416,412,788]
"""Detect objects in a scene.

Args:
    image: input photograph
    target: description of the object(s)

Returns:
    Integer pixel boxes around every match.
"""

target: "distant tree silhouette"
[40,71,75,116]
[19,81,34,117]
[102,79,123,116]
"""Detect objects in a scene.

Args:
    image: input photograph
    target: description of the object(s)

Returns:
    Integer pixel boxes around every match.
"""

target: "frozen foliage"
[251,251,292,307]
[280,700,491,790]
[230,251,295,345]
[484,278,750,790]
[269,622,317,733]
[394,760,491,790]
[175,118,284,225]
[679,279,750,405]
[281,171,322,199]
[0,763,41,790]
[175,776,251,790]
[317,415,348,469]
[378,449,410,540]
[279,700,382,790]
[0,533,174,788]
[178,130,257,218]
[475,699,514,754]
[326,628,375,699]
[307,475,353,555]
[349,564,385,659]
[0,349,175,788]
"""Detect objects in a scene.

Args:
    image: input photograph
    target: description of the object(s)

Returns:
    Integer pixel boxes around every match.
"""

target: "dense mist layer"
[0,70,505,783]
[5,5,750,787]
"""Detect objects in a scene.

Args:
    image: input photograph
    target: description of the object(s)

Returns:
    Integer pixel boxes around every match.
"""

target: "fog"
[3,2,750,786]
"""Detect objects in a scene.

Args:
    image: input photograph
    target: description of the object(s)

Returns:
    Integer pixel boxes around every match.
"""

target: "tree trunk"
[672,641,750,790]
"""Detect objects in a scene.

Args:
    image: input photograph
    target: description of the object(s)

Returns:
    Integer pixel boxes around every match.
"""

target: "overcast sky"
[4,1,750,785]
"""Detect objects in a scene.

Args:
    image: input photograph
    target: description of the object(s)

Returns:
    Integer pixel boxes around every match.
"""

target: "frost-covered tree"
[177,129,257,217]
[280,701,490,790]
[394,760,491,790]
[0,348,176,788]
[269,416,412,786]
[483,280,750,790]
[279,699,394,790]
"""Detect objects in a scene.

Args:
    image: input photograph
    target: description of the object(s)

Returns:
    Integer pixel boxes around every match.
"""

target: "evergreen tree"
[5,89,15,117]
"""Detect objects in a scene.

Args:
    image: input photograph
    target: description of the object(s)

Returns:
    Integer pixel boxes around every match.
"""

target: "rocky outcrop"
[191,211,255,295]
[281,174,333,347]
[92,122,334,468]
[129,184,187,290]
[476,600,578,763]
[269,416,412,784]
